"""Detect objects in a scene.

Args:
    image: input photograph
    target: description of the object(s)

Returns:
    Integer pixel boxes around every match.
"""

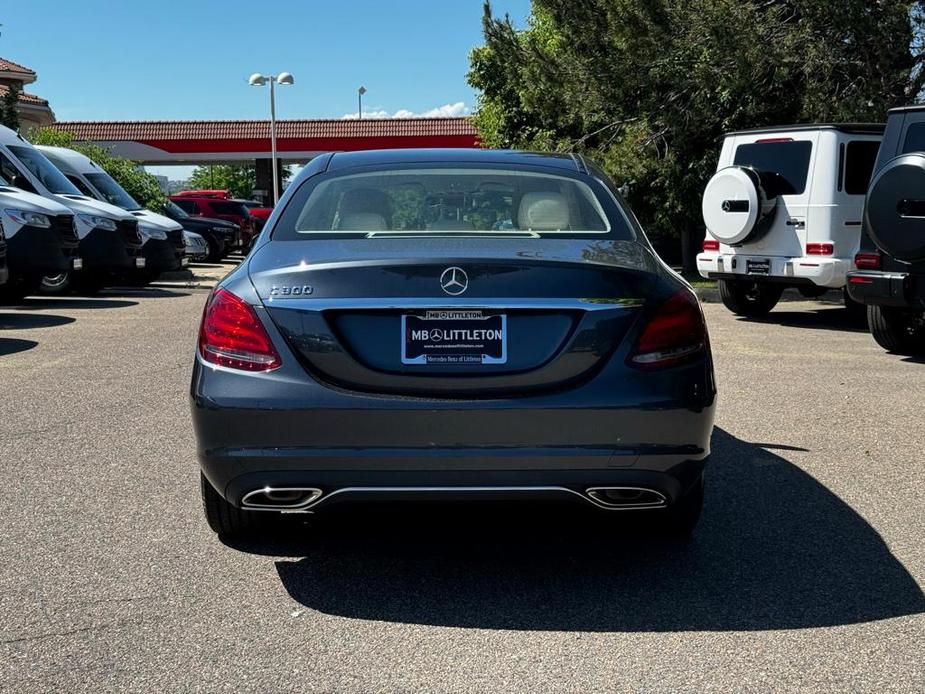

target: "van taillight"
[806,243,834,256]
[199,288,281,371]
[629,291,707,370]
[702,239,720,252]
[854,251,882,270]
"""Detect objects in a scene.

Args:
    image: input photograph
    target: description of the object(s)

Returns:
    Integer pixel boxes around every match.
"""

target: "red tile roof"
[0,58,36,76]
[0,84,49,107]
[51,117,478,142]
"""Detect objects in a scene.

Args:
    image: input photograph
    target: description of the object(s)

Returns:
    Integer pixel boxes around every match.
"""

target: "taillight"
[854,251,882,270]
[198,288,281,371]
[702,239,719,252]
[806,243,834,256]
[629,291,707,370]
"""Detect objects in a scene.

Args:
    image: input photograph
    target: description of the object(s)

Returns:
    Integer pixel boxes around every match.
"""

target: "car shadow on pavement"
[13,298,138,310]
[0,312,75,329]
[97,288,191,299]
[232,428,925,632]
[743,307,869,333]
[0,337,37,355]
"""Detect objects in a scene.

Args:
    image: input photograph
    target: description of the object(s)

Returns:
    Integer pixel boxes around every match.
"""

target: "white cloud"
[342,102,470,120]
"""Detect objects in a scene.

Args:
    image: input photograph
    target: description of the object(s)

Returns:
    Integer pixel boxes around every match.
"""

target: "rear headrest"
[339,188,392,217]
[336,212,388,231]
[518,192,570,231]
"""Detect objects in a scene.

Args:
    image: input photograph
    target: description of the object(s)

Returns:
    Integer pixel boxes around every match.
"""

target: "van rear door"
[729,132,817,257]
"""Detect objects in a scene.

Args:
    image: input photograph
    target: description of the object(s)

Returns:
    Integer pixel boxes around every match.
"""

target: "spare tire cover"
[865,153,925,262]
[702,166,776,245]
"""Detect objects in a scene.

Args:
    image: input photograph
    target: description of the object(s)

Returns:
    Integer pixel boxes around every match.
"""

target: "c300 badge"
[269,285,313,297]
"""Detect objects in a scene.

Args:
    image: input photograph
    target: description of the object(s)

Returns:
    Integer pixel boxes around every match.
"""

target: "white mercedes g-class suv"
[698,124,883,316]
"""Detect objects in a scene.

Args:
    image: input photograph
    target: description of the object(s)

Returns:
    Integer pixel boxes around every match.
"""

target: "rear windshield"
[277,167,620,239]
[173,199,198,214]
[210,201,249,216]
[732,140,812,195]
[902,122,925,154]
[842,140,880,195]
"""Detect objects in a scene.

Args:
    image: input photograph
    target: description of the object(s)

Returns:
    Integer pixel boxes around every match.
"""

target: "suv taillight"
[628,291,707,370]
[702,239,719,252]
[806,243,834,255]
[198,288,281,371]
[854,251,882,270]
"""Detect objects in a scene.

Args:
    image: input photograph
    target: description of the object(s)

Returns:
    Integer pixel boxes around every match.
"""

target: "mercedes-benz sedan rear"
[191,149,716,539]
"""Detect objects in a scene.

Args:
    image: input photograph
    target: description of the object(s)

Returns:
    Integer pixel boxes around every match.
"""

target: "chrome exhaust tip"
[585,487,668,510]
[241,486,323,511]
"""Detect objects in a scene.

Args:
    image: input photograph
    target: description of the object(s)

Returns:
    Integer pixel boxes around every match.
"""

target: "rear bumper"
[846,270,923,308]
[697,253,849,288]
[192,360,715,508]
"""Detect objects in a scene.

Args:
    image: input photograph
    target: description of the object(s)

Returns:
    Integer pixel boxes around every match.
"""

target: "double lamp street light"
[249,71,294,205]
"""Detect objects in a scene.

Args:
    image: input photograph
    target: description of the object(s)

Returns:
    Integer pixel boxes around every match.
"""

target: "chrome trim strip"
[284,485,665,512]
[585,486,668,509]
[262,297,645,311]
[241,486,323,511]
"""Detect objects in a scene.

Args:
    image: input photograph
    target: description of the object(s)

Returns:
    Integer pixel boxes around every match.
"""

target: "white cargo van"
[0,174,79,302]
[698,124,883,316]
[37,145,186,284]
[0,125,145,294]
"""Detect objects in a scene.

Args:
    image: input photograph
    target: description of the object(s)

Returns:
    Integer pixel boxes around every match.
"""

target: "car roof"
[887,105,925,116]
[326,148,583,172]
[35,145,95,173]
[725,123,885,136]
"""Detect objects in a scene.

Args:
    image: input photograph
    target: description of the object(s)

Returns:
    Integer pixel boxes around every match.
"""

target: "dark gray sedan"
[192,149,716,539]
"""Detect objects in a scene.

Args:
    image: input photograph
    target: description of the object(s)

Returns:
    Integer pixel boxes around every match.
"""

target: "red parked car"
[173,190,272,234]
[169,195,256,247]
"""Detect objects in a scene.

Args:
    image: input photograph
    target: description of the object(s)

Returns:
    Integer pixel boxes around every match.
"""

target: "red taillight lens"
[854,251,882,270]
[629,291,707,370]
[702,239,720,252]
[806,243,834,256]
[198,288,281,371]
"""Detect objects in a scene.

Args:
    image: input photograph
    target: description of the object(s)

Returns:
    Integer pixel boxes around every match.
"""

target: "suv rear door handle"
[786,219,805,228]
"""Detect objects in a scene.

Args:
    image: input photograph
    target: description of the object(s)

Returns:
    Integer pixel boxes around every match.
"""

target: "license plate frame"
[746,258,771,276]
[401,310,507,365]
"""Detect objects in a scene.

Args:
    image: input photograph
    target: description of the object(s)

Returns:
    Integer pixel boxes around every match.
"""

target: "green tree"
[468,0,922,268]
[28,127,167,211]
[188,164,257,199]
[0,83,21,131]
[187,163,293,200]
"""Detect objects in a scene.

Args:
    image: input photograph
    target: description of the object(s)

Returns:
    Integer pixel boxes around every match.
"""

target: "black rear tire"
[843,288,867,324]
[204,235,224,263]
[718,279,783,317]
[867,305,925,355]
[200,473,266,538]
[660,474,704,538]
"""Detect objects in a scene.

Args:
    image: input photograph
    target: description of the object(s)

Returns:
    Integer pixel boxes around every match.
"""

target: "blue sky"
[1,0,531,122]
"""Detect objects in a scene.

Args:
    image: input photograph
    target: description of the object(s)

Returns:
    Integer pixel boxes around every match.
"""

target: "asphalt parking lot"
[1,270,923,693]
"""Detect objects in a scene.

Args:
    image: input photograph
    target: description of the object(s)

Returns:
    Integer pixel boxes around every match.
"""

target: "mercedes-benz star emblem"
[440,267,468,296]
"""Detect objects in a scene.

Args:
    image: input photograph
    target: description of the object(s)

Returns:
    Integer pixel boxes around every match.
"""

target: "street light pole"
[249,72,294,206]
[269,76,278,205]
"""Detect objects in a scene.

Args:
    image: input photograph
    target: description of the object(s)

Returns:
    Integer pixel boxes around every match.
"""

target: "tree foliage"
[468,0,923,265]
[28,127,167,211]
[0,83,21,131]
[188,164,258,199]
